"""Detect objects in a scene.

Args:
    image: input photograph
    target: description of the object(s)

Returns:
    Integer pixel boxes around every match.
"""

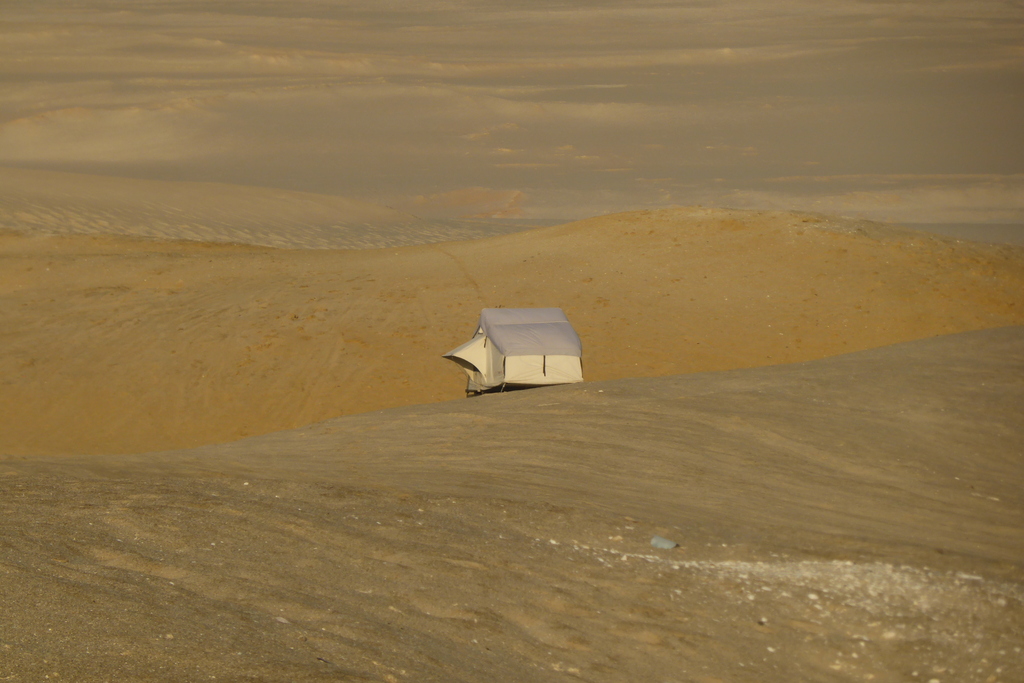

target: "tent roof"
[478,308,582,357]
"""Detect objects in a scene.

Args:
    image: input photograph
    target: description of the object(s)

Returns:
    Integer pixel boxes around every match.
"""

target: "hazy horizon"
[2,1,1022,225]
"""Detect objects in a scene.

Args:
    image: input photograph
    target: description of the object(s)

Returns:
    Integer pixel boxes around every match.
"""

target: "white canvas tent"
[443,308,583,394]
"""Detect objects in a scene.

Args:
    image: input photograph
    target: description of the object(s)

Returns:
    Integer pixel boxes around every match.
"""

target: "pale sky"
[1,1,1022,222]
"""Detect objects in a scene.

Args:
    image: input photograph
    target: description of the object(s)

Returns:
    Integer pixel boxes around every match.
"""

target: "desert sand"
[3,1,1023,226]
[1,169,1023,681]
[3,3,1023,680]
[2,172,1022,456]
[2,325,1022,682]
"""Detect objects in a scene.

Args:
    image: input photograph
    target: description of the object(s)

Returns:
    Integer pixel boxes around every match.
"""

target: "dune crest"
[1,206,1023,456]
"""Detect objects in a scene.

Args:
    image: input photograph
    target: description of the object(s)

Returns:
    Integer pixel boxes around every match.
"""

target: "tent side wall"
[504,354,582,386]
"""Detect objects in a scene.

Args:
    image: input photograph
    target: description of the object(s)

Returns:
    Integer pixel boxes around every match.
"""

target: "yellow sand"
[2,206,1022,456]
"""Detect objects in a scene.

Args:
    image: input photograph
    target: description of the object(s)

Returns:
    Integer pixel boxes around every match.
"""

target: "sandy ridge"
[2,205,1023,456]
[2,327,1021,682]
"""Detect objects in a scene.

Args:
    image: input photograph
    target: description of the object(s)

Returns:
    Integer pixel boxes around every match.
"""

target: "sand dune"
[3,2,1022,224]
[2,204,1023,456]
[2,327,1021,682]
[0,167,539,249]
[5,4,1022,679]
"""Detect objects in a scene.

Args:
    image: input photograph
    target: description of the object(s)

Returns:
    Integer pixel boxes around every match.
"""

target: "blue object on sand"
[651,535,678,549]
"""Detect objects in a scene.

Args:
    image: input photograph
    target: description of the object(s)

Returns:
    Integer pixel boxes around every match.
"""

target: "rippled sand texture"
[2,327,1021,682]
[3,4,1024,679]
[0,168,544,249]
[3,200,1023,456]
[1,2,1022,224]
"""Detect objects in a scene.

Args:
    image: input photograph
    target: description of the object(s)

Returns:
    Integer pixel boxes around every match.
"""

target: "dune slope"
[2,327,1021,682]
[2,206,1023,456]
[0,167,538,249]
[0,167,426,248]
